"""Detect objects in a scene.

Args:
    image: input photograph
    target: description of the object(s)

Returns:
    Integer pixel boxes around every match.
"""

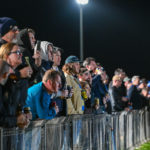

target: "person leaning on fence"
[25,69,61,120]
[62,55,84,115]
[127,76,143,109]
[0,43,30,128]
[83,57,107,108]
[109,75,129,112]
[0,59,14,104]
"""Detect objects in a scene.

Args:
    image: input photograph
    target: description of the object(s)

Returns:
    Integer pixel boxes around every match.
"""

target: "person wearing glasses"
[0,43,30,128]
[0,17,19,47]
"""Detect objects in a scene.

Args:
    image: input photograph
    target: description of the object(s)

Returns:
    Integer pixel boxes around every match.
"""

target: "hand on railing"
[51,102,59,114]
[17,113,29,129]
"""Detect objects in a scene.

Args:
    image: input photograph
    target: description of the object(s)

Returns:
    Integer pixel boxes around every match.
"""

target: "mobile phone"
[36,40,41,52]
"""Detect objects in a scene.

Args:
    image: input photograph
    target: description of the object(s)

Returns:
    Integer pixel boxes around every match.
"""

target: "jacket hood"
[40,41,53,61]
[17,28,32,51]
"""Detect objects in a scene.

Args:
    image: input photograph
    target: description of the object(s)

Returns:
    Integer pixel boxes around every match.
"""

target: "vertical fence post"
[0,128,3,150]
[44,124,47,150]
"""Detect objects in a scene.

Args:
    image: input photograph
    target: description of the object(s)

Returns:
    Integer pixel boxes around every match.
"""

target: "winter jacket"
[91,74,107,105]
[64,73,84,115]
[25,82,56,120]
[17,29,41,86]
[0,77,28,128]
[109,86,127,111]
[127,85,142,109]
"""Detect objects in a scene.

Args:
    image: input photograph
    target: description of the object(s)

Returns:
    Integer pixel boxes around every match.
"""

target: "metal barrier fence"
[0,107,150,150]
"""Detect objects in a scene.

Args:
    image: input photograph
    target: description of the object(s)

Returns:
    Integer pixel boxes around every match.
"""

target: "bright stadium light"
[76,0,89,61]
[76,0,89,5]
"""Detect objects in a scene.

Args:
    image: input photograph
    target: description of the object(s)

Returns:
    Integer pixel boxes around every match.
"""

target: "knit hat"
[0,17,17,37]
[65,55,81,64]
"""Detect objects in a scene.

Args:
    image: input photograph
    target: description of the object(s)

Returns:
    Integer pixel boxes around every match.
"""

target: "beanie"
[0,17,17,37]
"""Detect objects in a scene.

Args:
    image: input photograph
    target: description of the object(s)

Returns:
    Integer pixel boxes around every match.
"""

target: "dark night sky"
[0,0,150,79]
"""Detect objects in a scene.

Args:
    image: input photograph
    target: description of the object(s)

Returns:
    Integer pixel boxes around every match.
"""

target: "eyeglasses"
[9,50,22,56]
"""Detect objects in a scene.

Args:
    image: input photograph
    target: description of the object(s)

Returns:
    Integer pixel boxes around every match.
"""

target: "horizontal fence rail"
[0,107,150,150]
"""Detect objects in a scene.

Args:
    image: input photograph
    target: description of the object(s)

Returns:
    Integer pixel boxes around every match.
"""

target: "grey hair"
[132,75,140,82]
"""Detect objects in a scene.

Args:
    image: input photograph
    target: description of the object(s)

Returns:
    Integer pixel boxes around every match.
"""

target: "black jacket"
[127,85,143,109]
[0,77,28,128]
[17,29,41,86]
[110,86,127,111]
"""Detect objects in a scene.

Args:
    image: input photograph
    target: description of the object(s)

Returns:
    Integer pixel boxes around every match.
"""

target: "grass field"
[135,142,150,150]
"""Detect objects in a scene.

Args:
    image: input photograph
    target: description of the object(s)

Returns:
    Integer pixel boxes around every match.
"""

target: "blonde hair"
[0,43,17,61]
[62,63,78,75]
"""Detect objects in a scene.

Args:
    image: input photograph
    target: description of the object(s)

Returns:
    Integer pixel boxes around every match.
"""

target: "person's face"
[124,81,129,88]
[114,80,122,87]
[53,51,61,66]
[79,71,90,82]
[47,45,53,61]
[51,75,61,93]
[73,62,80,74]
[5,26,19,42]
[142,90,148,97]
[28,32,36,49]
[138,83,144,89]
[47,75,61,93]
[134,78,140,86]
[7,45,22,69]
[119,72,126,80]
[87,61,97,71]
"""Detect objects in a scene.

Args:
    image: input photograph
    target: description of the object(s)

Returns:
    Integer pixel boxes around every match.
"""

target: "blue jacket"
[25,82,56,120]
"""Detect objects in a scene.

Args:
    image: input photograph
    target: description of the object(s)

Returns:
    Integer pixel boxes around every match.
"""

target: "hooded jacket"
[40,41,53,77]
[17,29,41,86]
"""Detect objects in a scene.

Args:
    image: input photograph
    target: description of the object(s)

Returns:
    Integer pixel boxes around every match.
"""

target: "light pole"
[76,0,89,61]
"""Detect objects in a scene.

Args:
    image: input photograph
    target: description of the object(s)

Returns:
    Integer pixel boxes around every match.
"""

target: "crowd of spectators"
[0,17,150,130]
